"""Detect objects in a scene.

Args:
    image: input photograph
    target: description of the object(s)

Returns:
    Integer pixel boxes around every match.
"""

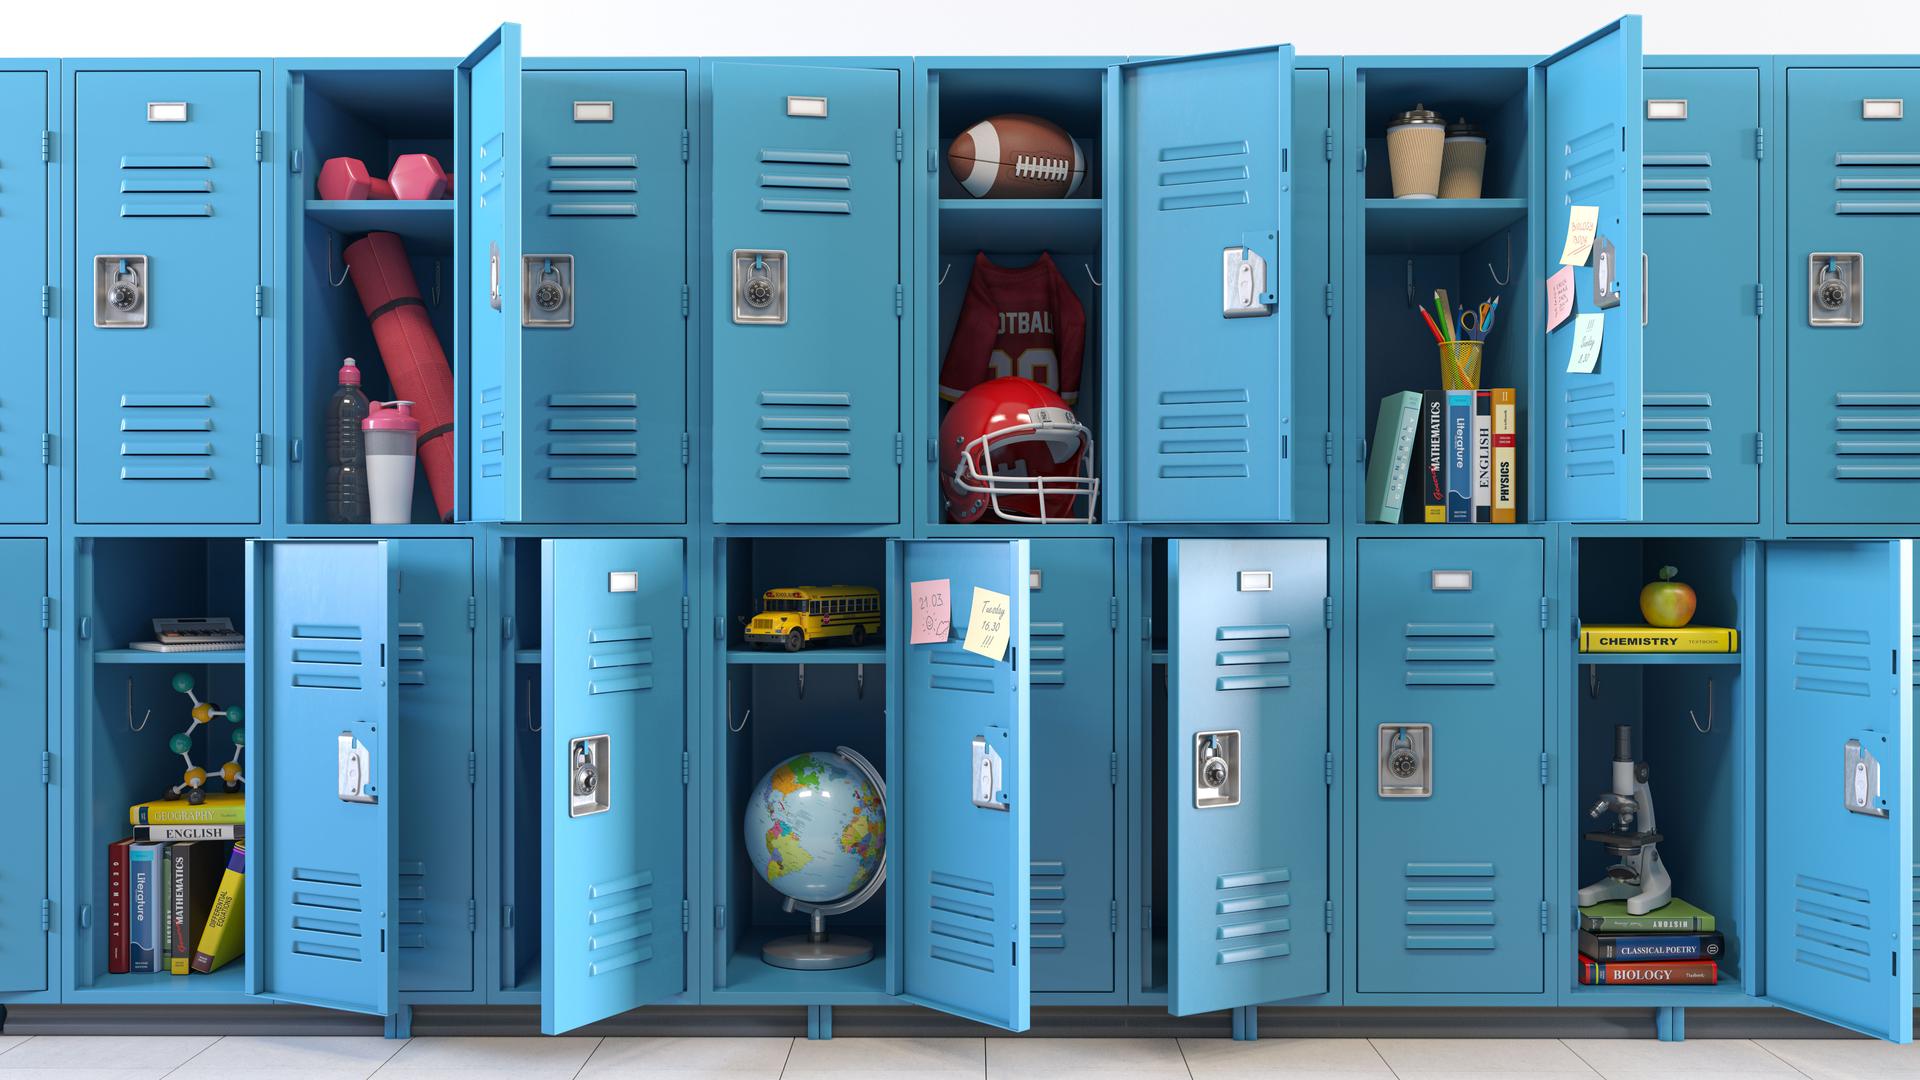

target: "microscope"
[1578,724,1672,915]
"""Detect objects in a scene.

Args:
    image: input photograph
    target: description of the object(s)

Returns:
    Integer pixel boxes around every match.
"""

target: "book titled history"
[1578,955,1719,985]
[1578,625,1739,653]
[1579,898,1718,933]
[1579,929,1724,962]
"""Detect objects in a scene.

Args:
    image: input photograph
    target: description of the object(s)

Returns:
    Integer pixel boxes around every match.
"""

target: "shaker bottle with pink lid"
[363,400,420,525]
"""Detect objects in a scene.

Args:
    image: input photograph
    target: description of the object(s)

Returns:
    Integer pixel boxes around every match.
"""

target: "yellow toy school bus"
[745,585,883,651]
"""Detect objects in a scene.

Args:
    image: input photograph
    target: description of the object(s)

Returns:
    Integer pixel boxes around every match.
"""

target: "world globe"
[744,747,887,969]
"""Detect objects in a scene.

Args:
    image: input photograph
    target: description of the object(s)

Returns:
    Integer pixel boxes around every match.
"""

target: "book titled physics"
[1577,624,1738,653]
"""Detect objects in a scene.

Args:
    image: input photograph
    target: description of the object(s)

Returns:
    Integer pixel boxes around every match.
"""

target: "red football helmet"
[939,376,1099,524]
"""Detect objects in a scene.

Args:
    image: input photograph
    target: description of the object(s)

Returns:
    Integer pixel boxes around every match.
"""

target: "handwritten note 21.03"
[909,579,950,644]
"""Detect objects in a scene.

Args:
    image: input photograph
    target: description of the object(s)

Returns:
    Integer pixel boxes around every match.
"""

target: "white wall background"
[8,0,1918,59]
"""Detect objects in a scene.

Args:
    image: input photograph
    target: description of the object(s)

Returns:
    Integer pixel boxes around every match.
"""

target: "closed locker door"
[517,71,688,523]
[1642,69,1762,523]
[1291,66,1332,525]
[1786,69,1920,523]
[75,72,261,524]
[709,63,901,524]
[0,73,48,524]
[1912,568,1918,1006]
[1027,538,1116,993]
[393,540,476,993]
[1357,539,1545,994]
[0,540,48,992]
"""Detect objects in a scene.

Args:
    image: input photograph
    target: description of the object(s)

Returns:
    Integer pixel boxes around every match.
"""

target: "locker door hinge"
[680,431,690,466]
[78,903,91,930]
[1324,431,1335,466]
[1355,145,1367,173]
[894,432,905,465]
[1356,435,1367,463]
[1324,596,1334,629]
[680,283,690,318]
[1324,899,1335,933]
[254,129,267,162]
[41,433,52,466]
[1323,752,1334,785]
[1109,751,1118,786]
[1324,281,1336,318]
[1108,596,1118,630]
[254,432,267,465]
[894,283,905,318]
[682,899,691,933]
[681,595,691,629]
[291,149,303,174]
[467,595,477,629]
[714,904,726,929]
[502,904,514,930]
[1753,126,1765,160]
[40,596,51,630]
[680,129,690,162]
[1539,900,1550,933]
[289,437,303,464]
[1110,898,1118,933]
[713,616,725,641]
[1539,752,1551,785]
[1324,128,1335,161]
[501,615,514,641]
[254,284,266,317]
[41,285,52,317]
[927,148,937,173]
[1753,431,1765,465]
[41,129,52,162]
[681,750,690,785]
[467,750,476,785]
[1539,596,1550,629]
[78,614,91,641]
[40,898,51,932]
[40,750,52,784]
[466,896,477,931]
[1754,282,1765,315]
[926,437,937,463]
[1140,615,1153,641]
[894,128,904,161]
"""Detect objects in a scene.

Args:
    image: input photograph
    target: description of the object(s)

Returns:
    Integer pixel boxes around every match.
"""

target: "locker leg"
[807,1004,833,1040]
[385,1005,413,1040]
[1655,1006,1685,1042]
[0,1003,8,1034]
[1231,1005,1258,1041]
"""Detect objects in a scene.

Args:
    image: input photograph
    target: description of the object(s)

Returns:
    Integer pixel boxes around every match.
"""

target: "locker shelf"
[73,964,248,1001]
[726,648,886,666]
[719,924,888,999]
[937,198,1103,252]
[305,201,454,248]
[92,648,245,666]
[1575,651,1740,665]
[1365,198,1528,253]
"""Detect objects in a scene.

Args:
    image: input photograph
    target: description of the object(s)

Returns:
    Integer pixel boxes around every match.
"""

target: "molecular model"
[167,672,245,804]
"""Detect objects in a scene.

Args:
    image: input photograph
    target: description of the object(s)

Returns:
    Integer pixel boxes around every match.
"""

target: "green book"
[1579,897,1717,933]
[1364,391,1424,524]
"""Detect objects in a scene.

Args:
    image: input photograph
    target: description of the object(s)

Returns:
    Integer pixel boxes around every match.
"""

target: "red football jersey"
[939,252,1086,405]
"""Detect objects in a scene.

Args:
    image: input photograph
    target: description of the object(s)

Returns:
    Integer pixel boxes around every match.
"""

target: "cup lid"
[1391,104,1443,126]
[363,400,421,432]
[1446,117,1486,138]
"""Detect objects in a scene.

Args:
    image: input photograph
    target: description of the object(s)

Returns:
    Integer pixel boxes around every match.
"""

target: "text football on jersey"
[939,252,1087,405]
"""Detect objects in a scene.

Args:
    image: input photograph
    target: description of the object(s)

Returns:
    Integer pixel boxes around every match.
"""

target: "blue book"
[1579,929,1724,962]
[129,842,163,973]
[1445,390,1474,523]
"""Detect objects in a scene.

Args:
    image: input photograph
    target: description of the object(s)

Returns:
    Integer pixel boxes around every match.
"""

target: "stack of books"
[109,795,246,976]
[1364,389,1519,525]
[1577,898,1721,985]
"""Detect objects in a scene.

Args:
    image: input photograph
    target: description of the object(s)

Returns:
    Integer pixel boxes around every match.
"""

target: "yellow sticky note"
[962,586,1012,662]
[1560,205,1599,266]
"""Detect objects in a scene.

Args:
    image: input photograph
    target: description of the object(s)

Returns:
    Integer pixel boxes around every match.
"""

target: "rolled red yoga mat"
[342,231,456,521]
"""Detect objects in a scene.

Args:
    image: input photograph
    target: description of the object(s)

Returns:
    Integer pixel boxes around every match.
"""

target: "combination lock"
[522,255,575,328]
[573,752,599,794]
[535,278,566,311]
[745,275,775,308]
[1818,279,1848,310]
[109,282,141,310]
[1378,723,1432,798]
[568,734,611,817]
[1389,744,1420,779]
[1202,755,1230,788]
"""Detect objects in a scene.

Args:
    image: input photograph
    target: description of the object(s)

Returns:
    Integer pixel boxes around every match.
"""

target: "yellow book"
[129,793,244,826]
[1579,624,1739,653]
[1491,388,1517,524]
[190,843,245,974]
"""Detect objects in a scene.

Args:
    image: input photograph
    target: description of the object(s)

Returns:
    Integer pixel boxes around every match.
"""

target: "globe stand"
[761,746,887,972]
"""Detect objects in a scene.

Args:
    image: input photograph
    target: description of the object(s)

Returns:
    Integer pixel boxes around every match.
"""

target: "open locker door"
[246,540,399,1017]
[460,23,524,522]
[1764,541,1913,1043]
[1540,17,1644,521]
[1167,540,1329,1015]
[540,539,687,1034]
[1119,47,1294,523]
[899,540,1031,1030]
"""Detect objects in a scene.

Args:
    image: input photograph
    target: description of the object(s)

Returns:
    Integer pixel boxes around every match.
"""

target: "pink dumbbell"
[317,156,394,201]
[388,153,450,200]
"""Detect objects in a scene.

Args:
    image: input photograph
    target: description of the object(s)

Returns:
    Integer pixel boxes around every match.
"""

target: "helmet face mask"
[942,391,1100,524]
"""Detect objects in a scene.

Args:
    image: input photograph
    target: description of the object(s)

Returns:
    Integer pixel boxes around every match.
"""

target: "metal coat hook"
[854,663,866,700]
[727,678,750,734]
[1084,264,1103,288]
[1406,260,1417,308]
[795,663,806,700]
[431,260,443,307]
[1586,663,1600,699]
[128,677,151,732]
[523,676,540,732]
[328,235,351,288]
[1488,232,1512,287]
[1689,678,1715,734]
[937,262,952,286]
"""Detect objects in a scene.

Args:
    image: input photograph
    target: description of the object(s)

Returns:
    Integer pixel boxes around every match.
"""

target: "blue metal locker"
[1784,69,1920,523]
[539,539,686,1034]
[1292,66,1333,525]
[462,24,525,523]
[1541,19,1645,522]
[1763,541,1912,1043]
[392,540,476,993]
[1167,539,1328,1015]
[478,69,690,524]
[1119,47,1295,523]
[709,63,902,524]
[1356,539,1545,994]
[898,539,1031,1029]
[1026,538,1115,993]
[246,540,399,1018]
[1912,567,1918,1007]
[1642,68,1762,523]
[74,71,262,525]
[0,72,48,524]
[0,540,48,993]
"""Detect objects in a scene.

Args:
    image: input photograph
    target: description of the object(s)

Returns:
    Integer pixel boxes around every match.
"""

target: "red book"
[1578,953,1718,985]
[107,838,133,974]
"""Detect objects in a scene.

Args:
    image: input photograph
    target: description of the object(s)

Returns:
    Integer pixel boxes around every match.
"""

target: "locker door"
[461,23,525,522]
[1291,65,1333,525]
[1763,541,1912,1043]
[1785,69,1920,524]
[539,539,686,1034]
[392,540,477,993]
[1027,538,1116,993]
[1642,68,1762,524]
[519,71,688,524]
[1356,539,1545,994]
[75,71,262,525]
[1167,539,1329,1015]
[1540,18,1645,522]
[710,63,901,524]
[247,540,398,1017]
[899,539,1031,1029]
[0,540,48,992]
[1119,47,1295,523]
[0,73,48,524]
[1912,568,1919,1007]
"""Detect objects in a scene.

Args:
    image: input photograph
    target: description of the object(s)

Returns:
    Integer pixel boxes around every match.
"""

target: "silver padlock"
[522,254,574,328]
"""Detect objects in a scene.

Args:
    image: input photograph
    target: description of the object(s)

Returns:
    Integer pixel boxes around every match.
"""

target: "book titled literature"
[1444,389,1473,523]
[1579,955,1719,985]
[1579,929,1724,963]
[129,793,244,826]
[191,842,246,974]
[107,838,133,975]
[128,842,163,973]
[1366,391,1424,524]
[1491,388,1517,523]
[1579,898,1718,933]
[1578,625,1739,653]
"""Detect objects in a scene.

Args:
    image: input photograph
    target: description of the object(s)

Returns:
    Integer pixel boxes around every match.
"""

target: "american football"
[947,113,1086,199]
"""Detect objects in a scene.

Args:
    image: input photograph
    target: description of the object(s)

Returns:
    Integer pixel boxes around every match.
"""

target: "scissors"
[1457,301,1490,339]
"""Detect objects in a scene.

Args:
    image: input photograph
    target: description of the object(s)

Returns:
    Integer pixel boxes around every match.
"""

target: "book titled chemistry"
[1577,624,1739,653]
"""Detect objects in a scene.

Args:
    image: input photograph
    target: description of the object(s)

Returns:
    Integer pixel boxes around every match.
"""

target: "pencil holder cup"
[1438,341,1483,391]
[1439,119,1487,199]
[1387,104,1445,198]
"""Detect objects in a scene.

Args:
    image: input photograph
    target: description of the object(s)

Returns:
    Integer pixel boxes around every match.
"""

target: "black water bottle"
[325,357,371,523]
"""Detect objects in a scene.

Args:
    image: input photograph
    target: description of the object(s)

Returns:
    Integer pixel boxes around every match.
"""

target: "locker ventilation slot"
[1212,865,1291,965]
[119,154,221,216]
[1030,619,1068,687]
[584,870,656,977]
[1643,391,1716,481]
[1153,388,1252,481]
[926,870,998,973]
[1559,379,1624,483]
[1402,623,1497,687]
[288,624,365,691]
[584,623,654,696]
[1788,623,1875,698]
[1832,152,1920,213]
[397,859,428,950]
[543,392,641,481]
[1212,623,1290,692]
[1401,861,1497,951]
[1562,121,1623,204]
[1154,140,1250,212]
[544,150,640,217]
[288,866,367,963]
[396,621,428,687]
[1030,858,1067,951]
[1830,393,1920,480]
[1789,874,1873,982]
[757,147,852,214]
[927,643,997,695]
[1642,151,1713,215]
[756,390,854,481]
[117,393,219,480]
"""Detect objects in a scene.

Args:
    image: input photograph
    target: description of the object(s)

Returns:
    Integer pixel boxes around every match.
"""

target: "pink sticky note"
[1546,266,1576,332]
[910,579,951,644]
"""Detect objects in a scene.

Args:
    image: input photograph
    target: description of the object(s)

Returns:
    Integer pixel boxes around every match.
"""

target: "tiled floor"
[0,1035,1913,1080]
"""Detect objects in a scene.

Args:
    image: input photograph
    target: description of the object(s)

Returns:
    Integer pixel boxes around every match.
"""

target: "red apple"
[1640,565,1697,628]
